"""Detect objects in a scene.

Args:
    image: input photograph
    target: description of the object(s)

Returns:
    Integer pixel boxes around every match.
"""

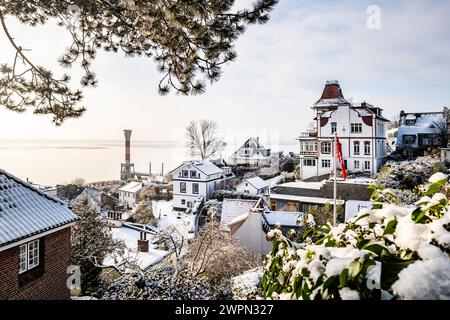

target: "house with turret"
[298,81,389,180]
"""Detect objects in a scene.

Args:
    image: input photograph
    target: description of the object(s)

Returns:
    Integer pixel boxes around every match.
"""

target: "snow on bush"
[376,155,442,190]
[230,267,263,300]
[262,173,450,300]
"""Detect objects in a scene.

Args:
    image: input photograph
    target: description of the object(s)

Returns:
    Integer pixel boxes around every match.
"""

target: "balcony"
[298,131,317,139]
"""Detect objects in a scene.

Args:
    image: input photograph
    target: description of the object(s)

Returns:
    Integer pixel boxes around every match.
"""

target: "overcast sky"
[0,0,449,145]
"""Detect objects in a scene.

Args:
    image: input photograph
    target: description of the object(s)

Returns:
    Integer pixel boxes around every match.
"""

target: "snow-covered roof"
[0,169,79,248]
[119,181,143,193]
[220,198,258,231]
[278,181,325,190]
[241,176,269,190]
[230,137,271,159]
[228,212,250,227]
[270,193,345,205]
[263,211,303,227]
[70,187,102,207]
[191,160,223,175]
[398,112,445,136]
[170,160,223,176]
[107,227,169,271]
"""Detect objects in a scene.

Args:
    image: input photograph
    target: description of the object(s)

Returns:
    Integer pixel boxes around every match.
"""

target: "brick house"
[0,169,79,300]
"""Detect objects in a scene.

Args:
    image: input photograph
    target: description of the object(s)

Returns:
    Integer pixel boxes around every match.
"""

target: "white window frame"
[321,142,331,154]
[354,141,360,155]
[322,159,331,168]
[19,239,40,274]
[351,123,363,133]
[303,159,316,167]
[192,183,199,194]
[354,160,360,170]
[364,141,371,155]
[331,122,337,134]
[180,182,186,193]
[364,161,371,172]
[301,141,317,153]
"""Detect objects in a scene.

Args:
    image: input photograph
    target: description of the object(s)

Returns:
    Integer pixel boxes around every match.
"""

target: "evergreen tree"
[0,0,278,124]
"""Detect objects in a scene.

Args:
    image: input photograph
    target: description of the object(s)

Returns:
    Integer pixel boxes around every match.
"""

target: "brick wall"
[0,228,72,300]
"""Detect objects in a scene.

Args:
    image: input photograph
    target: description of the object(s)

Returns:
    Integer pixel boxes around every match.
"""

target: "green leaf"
[363,243,389,256]
[383,219,398,235]
[339,268,348,288]
[323,275,339,290]
[425,180,447,196]
[412,207,428,224]
[357,239,371,249]
[354,213,370,223]
[348,259,362,278]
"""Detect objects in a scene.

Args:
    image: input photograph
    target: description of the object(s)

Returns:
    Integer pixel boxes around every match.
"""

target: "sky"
[0,0,449,146]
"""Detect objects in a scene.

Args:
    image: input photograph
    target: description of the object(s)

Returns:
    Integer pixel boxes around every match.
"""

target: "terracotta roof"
[320,80,345,100]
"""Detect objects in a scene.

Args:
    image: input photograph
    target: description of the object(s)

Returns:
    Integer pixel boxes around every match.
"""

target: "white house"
[235,176,269,195]
[220,198,258,232]
[170,160,233,211]
[69,187,102,213]
[298,80,389,180]
[397,111,446,151]
[118,181,144,209]
[229,137,271,167]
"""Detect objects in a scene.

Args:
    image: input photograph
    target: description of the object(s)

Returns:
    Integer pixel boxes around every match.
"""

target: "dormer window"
[182,170,188,178]
[190,170,197,178]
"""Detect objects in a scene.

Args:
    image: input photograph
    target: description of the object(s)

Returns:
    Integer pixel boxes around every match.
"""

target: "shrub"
[262,173,450,300]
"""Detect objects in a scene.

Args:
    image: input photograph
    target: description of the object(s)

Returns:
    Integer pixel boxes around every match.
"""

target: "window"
[19,239,40,274]
[364,161,371,171]
[351,123,362,133]
[300,141,317,152]
[303,159,316,167]
[321,142,331,154]
[331,122,337,134]
[192,183,199,194]
[181,199,186,205]
[182,170,188,178]
[403,135,416,145]
[354,160,360,169]
[364,142,371,155]
[322,159,331,168]
[180,182,186,193]
[423,137,432,146]
[354,141,360,155]
[190,170,197,178]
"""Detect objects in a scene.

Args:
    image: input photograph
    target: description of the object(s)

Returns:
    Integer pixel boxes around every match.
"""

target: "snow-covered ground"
[152,200,192,239]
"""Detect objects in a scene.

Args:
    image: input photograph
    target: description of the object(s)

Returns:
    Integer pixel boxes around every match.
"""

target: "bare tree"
[185,120,225,160]
[184,222,260,285]
[388,115,400,129]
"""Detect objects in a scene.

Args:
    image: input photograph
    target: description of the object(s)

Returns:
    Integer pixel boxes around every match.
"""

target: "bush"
[262,173,450,300]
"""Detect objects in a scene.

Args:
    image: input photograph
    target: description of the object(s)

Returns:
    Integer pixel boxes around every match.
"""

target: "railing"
[298,131,317,138]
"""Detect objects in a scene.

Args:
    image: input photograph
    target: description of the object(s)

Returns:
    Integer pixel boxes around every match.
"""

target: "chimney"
[137,231,149,252]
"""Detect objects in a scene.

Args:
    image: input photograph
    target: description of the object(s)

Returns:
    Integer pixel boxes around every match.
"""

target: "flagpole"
[333,132,337,227]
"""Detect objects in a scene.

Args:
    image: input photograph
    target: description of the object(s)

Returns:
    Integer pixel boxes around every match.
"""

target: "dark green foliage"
[71,202,124,295]
[0,0,278,124]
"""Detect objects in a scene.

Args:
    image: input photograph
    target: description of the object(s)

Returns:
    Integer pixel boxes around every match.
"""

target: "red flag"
[336,136,347,180]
